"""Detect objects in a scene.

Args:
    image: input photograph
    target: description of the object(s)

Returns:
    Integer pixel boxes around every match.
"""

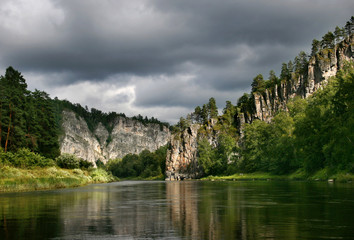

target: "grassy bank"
[118,174,165,181]
[0,166,117,193]
[201,169,354,183]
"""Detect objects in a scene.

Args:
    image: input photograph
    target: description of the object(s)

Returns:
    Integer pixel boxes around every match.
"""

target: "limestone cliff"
[242,34,353,124]
[165,119,220,180]
[165,124,201,180]
[59,110,170,165]
[166,34,354,180]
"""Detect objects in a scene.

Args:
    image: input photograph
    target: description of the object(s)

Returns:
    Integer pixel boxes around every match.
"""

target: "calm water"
[0,181,353,240]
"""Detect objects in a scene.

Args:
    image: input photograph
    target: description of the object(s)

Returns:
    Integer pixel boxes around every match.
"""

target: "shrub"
[0,148,54,168]
[56,153,80,169]
[79,159,94,169]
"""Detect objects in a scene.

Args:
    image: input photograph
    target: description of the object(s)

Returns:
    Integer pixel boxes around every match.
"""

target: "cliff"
[59,110,170,165]
[165,124,201,180]
[165,119,220,180]
[166,34,354,180]
[243,34,354,124]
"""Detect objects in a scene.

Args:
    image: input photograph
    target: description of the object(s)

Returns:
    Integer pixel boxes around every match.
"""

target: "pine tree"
[334,26,345,43]
[194,106,202,123]
[311,39,321,56]
[321,31,335,49]
[251,74,265,92]
[208,97,218,119]
[201,104,208,123]
[280,63,290,82]
[0,67,28,152]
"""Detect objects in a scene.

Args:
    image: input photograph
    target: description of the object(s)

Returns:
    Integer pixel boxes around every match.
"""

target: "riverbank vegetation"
[106,146,167,180]
[172,19,353,182]
[189,60,353,182]
[0,148,116,192]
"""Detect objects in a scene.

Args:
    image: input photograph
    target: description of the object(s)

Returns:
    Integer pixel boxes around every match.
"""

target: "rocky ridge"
[166,35,354,180]
[240,34,354,124]
[60,110,170,165]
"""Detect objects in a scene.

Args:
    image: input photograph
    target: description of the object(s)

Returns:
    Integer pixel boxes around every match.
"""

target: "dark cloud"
[0,0,353,123]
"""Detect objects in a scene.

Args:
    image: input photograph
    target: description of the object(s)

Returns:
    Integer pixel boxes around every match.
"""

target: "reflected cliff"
[1,181,353,240]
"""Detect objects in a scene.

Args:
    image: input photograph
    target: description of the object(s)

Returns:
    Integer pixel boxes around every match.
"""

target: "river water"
[0,181,353,240]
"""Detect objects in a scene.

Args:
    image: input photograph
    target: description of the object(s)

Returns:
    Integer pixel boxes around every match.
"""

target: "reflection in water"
[0,181,353,239]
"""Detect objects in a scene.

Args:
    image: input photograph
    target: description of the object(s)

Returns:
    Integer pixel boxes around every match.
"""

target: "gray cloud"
[0,0,353,123]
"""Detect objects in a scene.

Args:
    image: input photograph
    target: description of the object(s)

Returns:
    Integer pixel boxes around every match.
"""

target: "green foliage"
[208,97,218,119]
[106,145,168,179]
[79,159,93,169]
[239,120,270,172]
[334,26,345,43]
[89,168,116,183]
[197,133,238,177]
[95,159,105,169]
[251,74,265,93]
[56,153,80,169]
[197,138,216,176]
[280,63,291,82]
[311,39,321,56]
[0,147,55,168]
[238,63,354,176]
[237,93,255,115]
[295,64,354,173]
[0,67,60,158]
[321,31,335,49]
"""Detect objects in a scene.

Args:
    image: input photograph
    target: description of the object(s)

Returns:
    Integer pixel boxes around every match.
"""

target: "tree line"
[106,146,167,179]
[171,17,354,178]
[0,67,60,158]
[0,66,170,176]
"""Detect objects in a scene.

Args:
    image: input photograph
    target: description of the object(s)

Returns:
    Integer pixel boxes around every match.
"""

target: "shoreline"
[200,171,354,183]
[0,166,117,193]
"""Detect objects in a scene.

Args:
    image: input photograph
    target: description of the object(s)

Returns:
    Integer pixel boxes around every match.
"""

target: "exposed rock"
[165,124,201,180]
[166,34,354,180]
[59,110,170,165]
[240,34,353,124]
[105,116,171,160]
[59,110,104,167]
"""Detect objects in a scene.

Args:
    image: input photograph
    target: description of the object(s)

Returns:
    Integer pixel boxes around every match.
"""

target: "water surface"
[0,181,353,239]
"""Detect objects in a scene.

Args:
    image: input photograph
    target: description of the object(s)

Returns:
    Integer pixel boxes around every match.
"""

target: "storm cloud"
[0,0,352,123]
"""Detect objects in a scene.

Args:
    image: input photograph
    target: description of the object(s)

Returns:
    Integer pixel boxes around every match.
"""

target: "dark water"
[0,181,353,240]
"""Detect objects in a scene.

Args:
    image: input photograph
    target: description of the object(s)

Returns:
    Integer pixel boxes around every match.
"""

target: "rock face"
[165,124,201,180]
[242,34,354,124]
[166,34,354,180]
[59,110,170,165]
[165,119,220,180]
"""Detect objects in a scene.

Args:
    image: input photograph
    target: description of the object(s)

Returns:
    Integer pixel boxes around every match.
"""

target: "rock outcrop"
[166,34,354,180]
[165,124,201,180]
[59,110,170,165]
[243,34,353,124]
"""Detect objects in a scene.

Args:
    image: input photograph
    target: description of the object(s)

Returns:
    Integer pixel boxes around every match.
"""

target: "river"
[0,181,353,239]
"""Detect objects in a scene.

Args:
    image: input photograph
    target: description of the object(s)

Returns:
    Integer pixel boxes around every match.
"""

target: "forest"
[0,65,171,185]
[0,17,353,183]
[173,18,354,179]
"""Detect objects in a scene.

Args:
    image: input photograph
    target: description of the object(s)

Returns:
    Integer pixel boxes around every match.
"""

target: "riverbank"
[0,166,117,193]
[201,170,354,183]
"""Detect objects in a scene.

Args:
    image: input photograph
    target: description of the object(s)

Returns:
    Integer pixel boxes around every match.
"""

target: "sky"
[0,0,353,124]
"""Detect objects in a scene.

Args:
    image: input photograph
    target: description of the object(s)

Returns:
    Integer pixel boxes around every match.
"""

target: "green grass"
[0,166,118,193]
[200,170,354,183]
[201,172,289,181]
[118,174,165,181]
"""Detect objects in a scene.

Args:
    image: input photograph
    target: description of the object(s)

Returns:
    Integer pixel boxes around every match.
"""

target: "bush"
[0,148,54,168]
[79,159,94,169]
[56,153,80,169]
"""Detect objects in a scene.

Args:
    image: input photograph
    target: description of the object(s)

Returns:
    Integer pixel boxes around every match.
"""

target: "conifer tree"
[208,97,218,119]
[251,74,265,92]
